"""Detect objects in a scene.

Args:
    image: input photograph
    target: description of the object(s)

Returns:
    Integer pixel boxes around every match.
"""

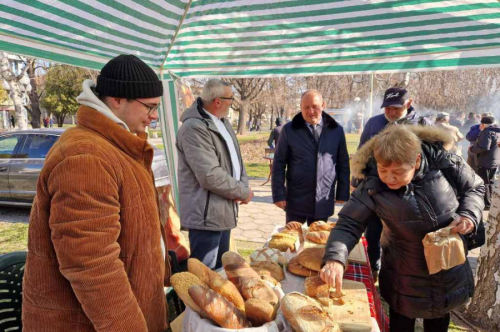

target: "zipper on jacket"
[203,191,211,226]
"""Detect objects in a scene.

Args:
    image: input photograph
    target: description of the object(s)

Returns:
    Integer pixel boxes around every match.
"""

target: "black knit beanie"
[96,54,163,99]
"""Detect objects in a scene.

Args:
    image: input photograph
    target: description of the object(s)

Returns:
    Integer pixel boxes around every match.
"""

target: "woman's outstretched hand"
[320,260,345,297]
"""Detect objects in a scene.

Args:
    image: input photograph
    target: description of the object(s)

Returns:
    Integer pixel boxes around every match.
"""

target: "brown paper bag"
[422,226,466,275]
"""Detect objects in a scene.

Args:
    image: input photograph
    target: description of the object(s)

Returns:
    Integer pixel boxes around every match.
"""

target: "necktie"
[310,124,319,142]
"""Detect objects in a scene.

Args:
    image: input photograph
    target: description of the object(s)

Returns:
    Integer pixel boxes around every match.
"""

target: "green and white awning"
[1,0,500,77]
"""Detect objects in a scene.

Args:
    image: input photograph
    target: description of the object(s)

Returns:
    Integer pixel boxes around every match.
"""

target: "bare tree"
[226,78,267,135]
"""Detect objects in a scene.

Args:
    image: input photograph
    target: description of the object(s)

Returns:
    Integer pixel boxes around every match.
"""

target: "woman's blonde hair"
[373,125,422,167]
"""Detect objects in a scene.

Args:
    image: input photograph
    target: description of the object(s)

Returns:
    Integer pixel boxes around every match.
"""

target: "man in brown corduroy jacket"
[22,55,170,332]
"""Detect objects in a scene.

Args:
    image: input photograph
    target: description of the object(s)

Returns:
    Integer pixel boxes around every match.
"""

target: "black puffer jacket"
[323,126,485,319]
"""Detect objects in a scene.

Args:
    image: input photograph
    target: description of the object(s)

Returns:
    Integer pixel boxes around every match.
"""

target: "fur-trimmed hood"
[352,125,454,179]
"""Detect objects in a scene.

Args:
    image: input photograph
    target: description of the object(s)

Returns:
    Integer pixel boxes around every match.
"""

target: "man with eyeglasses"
[23,54,170,332]
[177,79,253,270]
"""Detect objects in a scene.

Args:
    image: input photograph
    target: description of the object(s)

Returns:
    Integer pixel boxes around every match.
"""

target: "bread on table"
[221,251,247,266]
[250,261,285,282]
[249,247,287,266]
[297,247,325,271]
[209,276,246,313]
[287,256,319,277]
[187,258,220,285]
[281,292,341,332]
[269,232,297,252]
[281,228,302,238]
[304,275,327,298]
[170,272,205,315]
[241,278,279,306]
[188,284,250,329]
[285,221,303,232]
[245,298,277,327]
[305,231,330,245]
[309,221,336,232]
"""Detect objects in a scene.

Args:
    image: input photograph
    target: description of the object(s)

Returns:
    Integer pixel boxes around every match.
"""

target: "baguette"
[305,231,330,245]
[297,247,325,272]
[188,258,220,285]
[250,261,285,282]
[209,276,246,313]
[188,285,250,329]
[281,292,341,332]
[222,252,261,291]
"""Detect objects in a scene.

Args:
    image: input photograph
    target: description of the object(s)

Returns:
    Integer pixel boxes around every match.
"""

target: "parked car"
[0,128,169,206]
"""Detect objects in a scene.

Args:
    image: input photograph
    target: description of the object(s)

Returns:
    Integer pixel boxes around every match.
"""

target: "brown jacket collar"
[77,105,153,162]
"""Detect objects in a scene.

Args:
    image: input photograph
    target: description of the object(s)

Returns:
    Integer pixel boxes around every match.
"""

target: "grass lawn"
[237,132,269,143]
[245,162,270,178]
[0,222,28,254]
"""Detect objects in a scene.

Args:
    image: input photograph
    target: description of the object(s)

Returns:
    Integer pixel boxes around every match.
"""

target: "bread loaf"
[245,298,276,327]
[297,247,325,271]
[281,228,301,238]
[209,276,246,313]
[304,275,327,297]
[250,261,285,282]
[305,231,330,245]
[269,232,297,252]
[170,272,204,314]
[281,292,341,332]
[249,247,287,266]
[287,256,318,277]
[309,221,335,232]
[188,285,250,329]
[222,252,261,291]
[285,221,303,232]
[241,278,279,306]
[187,258,220,285]
[260,275,281,288]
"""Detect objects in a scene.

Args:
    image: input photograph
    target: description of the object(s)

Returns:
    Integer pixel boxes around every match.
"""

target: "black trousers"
[188,229,231,270]
[285,211,327,226]
[390,308,450,332]
[477,167,496,209]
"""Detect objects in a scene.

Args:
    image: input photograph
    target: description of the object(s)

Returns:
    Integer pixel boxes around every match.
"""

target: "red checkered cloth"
[344,237,389,332]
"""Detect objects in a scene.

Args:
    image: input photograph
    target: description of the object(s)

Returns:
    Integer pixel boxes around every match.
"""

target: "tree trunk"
[464,187,500,331]
[7,81,28,130]
[56,114,66,127]
[270,105,275,130]
[237,101,249,135]
[27,62,41,128]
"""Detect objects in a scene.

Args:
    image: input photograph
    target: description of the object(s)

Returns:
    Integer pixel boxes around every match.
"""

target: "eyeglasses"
[134,99,160,115]
[218,96,235,102]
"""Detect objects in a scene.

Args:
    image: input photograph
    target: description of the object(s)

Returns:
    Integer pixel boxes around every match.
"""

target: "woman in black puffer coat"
[321,125,485,332]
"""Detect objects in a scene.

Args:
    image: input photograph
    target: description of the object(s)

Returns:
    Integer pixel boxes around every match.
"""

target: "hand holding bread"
[320,260,345,298]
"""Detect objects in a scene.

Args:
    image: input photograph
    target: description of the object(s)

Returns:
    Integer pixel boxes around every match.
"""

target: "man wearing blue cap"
[353,86,432,281]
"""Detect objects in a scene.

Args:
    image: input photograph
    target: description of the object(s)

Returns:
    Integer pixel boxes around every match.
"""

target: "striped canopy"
[1,0,500,78]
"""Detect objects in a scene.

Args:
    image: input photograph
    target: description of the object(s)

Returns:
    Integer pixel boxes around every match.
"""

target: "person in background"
[466,112,492,171]
[23,54,170,332]
[10,115,15,128]
[267,117,285,148]
[449,111,465,130]
[435,112,463,156]
[470,116,500,211]
[321,125,484,332]
[272,89,350,225]
[176,79,253,270]
[49,117,54,128]
[354,86,432,282]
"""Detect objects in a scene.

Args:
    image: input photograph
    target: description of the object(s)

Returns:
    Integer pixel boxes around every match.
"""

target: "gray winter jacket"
[176,98,249,231]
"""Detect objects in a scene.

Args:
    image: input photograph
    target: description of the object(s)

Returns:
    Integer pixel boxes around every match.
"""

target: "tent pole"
[368,73,374,121]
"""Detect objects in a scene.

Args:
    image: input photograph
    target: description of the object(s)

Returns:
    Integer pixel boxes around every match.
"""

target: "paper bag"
[422,226,466,275]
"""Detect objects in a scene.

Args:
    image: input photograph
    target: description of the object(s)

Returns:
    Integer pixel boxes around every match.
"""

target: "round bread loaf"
[170,272,204,314]
[269,232,297,252]
[285,221,303,232]
[249,247,286,266]
[241,278,279,306]
[304,275,326,297]
[287,256,318,277]
[245,298,277,327]
[281,292,341,332]
[209,276,246,313]
[305,231,330,245]
[250,261,285,282]
[297,247,325,271]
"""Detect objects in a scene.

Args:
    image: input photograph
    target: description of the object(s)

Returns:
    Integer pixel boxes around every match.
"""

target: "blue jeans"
[188,229,231,270]
[365,216,383,271]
